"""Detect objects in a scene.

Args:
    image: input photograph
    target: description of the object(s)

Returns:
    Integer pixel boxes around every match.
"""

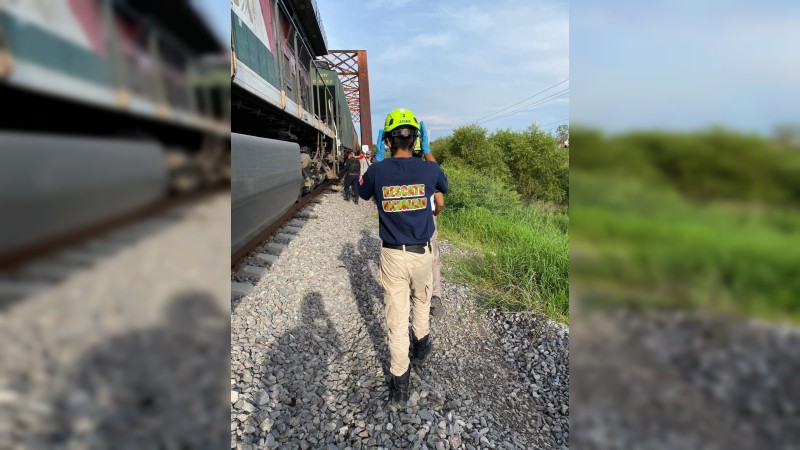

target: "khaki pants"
[380,245,433,376]
[431,218,442,298]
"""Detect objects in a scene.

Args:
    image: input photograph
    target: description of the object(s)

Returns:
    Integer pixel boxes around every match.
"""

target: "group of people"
[341,148,373,204]
[350,108,449,406]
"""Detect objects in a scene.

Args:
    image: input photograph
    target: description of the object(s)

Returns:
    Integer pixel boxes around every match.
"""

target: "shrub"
[491,125,567,204]
[439,163,521,214]
[430,124,569,206]
[571,125,800,206]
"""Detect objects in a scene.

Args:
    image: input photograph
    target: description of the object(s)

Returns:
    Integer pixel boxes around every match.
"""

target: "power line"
[470,78,569,124]
[428,88,569,132]
[475,89,569,125]
[539,119,568,129]
[534,119,570,134]
[429,117,568,134]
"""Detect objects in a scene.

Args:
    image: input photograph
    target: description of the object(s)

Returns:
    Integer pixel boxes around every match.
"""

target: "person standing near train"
[359,149,371,182]
[377,119,447,316]
[359,108,449,406]
[413,126,445,318]
[379,120,446,317]
[342,151,361,204]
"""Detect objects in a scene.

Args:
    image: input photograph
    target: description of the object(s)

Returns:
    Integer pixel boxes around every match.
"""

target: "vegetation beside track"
[431,125,569,322]
[570,126,800,323]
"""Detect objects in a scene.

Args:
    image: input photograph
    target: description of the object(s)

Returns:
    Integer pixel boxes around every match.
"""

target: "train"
[0,0,230,262]
[231,0,360,257]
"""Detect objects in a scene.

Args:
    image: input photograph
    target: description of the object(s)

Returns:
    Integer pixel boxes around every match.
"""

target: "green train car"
[230,0,360,256]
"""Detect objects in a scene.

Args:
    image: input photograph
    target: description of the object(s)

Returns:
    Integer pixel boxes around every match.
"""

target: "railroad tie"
[293,212,316,219]
[231,281,254,299]
[256,253,279,265]
[266,243,287,254]
[55,250,101,266]
[239,265,267,279]
[273,233,294,243]
[283,226,302,235]
[0,279,50,299]
[20,261,78,281]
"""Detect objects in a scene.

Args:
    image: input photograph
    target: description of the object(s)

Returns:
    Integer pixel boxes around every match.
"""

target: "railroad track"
[231,178,338,269]
[230,177,344,301]
[0,186,228,272]
[0,187,227,307]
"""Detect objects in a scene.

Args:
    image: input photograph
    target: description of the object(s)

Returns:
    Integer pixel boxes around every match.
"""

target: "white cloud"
[410,32,454,48]
[419,114,459,127]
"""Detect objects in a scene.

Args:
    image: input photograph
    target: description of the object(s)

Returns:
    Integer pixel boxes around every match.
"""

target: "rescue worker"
[382,122,446,315]
[359,108,449,406]
[413,128,445,318]
[343,151,361,203]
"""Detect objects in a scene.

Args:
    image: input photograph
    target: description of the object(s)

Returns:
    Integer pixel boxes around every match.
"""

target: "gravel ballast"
[231,190,569,449]
[571,307,800,450]
[0,193,231,449]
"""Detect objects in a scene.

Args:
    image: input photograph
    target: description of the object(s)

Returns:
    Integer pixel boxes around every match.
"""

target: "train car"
[231,0,360,256]
[313,60,359,171]
[0,0,230,260]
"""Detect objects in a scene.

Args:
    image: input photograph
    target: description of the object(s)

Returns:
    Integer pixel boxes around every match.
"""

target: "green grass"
[438,201,569,323]
[422,125,569,322]
[571,170,800,323]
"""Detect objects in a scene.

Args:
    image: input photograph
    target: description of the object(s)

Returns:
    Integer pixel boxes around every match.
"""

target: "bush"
[491,125,567,204]
[431,124,569,206]
[571,125,800,206]
[439,163,521,214]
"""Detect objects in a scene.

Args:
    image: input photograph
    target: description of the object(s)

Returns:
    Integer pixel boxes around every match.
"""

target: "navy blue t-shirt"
[359,157,449,245]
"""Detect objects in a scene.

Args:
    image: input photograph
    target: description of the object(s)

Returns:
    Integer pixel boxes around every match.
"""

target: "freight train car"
[231,0,360,256]
[0,0,230,261]
[313,60,359,170]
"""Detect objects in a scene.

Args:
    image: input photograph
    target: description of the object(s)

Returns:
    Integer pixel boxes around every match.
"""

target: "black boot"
[411,333,432,366]
[389,365,411,405]
[354,197,358,204]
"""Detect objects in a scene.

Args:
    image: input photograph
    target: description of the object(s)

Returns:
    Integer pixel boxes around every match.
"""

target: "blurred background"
[570,0,800,448]
[0,0,231,447]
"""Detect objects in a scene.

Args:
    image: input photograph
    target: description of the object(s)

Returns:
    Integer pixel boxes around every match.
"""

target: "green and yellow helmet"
[384,108,420,135]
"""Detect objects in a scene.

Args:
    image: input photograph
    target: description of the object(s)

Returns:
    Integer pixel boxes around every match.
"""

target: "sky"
[193,0,229,45]
[195,0,568,142]
[195,1,799,139]
[315,0,569,142]
[571,0,800,136]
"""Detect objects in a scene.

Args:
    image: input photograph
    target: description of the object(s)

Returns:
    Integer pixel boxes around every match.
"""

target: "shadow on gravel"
[242,291,343,446]
[338,231,387,377]
[31,291,230,449]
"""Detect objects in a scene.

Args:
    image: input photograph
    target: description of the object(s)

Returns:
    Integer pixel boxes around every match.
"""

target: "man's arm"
[433,191,444,216]
[358,164,376,200]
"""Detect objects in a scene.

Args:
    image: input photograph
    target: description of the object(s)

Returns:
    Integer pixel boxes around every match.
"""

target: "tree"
[556,124,569,148]
[773,124,800,148]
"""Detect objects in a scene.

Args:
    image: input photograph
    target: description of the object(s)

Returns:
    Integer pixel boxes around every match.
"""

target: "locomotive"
[231,0,359,256]
[0,0,230,261]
